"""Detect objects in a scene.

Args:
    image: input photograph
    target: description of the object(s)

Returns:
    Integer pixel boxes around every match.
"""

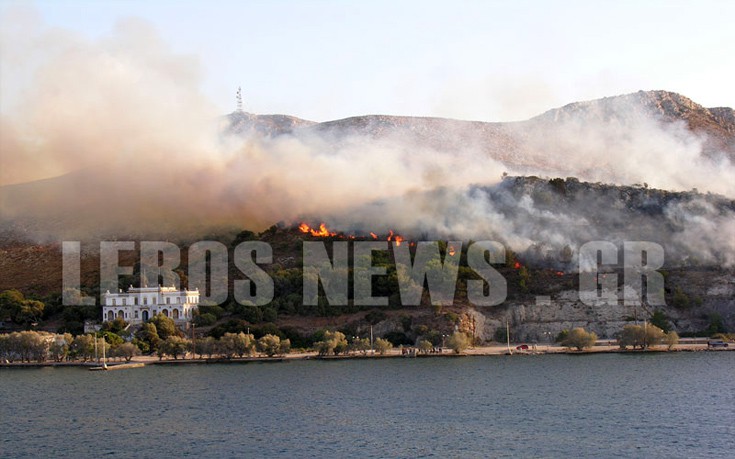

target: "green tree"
[136,323,160,352]
[150,313,179,340]
[446,331,470,354]
[0,290,25,321]
[257,334,290,357]
[70,334,96,361]
[219,332,255,358]
[619,324,665,350]
[562,327,598,351]
[664,331,679,350]
[99,331,124,348]
[12,331,50,362]
[374,337,393,355]
[102,317,129,334]
[518,266,531,293]
[194,313,217,327]
[417,339,433,354]
[262,307,278,323]
[0,333,13,362]
[314,331,348,356]
[49,333,73,362]
[705,313,727,336]
[193,336,218,358]
[132,337,150,354]
[158,336,191,360]
[16,300,45,326]
[672,286,690,309]
[117,342,140,362]
[0,290,45,326]
[649,310,671,333]
[349,337,371,355]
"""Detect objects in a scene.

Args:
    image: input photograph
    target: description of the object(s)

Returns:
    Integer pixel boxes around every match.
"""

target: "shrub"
[555,329,569,343]
[664,331,679,350]
[374,338,393,355]
[562,327,597,350]
[257,334,290,357]
[314,331,348,356]
[649,310,671,333]
[446,331,470,354]
[194,313,217,327]
[619,324,665,350]
[417,339,433,354]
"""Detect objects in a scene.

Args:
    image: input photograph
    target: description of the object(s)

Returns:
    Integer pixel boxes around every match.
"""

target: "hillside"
[1,90,733,340]
[1,177,733,340]
[2,90,734,243]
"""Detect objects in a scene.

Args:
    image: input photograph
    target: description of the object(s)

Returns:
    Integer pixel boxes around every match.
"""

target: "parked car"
[707,340,729,348]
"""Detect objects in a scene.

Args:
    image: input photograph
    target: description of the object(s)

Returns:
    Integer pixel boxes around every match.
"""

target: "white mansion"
[102,285,200,324]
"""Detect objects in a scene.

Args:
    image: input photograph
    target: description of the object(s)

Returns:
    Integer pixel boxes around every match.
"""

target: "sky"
[1,0,734,122]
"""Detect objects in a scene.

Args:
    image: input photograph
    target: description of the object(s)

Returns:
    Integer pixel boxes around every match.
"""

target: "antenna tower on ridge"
[236,86,243,112]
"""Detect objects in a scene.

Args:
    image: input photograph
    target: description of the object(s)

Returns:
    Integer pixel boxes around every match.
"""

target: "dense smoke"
[1,10,733,266]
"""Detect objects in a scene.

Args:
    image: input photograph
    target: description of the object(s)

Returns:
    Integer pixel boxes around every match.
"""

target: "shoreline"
[1,343,731,369]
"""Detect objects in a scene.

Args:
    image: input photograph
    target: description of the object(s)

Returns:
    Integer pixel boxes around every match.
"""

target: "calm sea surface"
[1,352,733,458]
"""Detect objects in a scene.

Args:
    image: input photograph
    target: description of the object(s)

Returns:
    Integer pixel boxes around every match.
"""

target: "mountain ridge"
[226,90,735,165]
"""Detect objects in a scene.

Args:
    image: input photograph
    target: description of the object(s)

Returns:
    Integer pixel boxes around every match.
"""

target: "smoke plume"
[1,9,733,267]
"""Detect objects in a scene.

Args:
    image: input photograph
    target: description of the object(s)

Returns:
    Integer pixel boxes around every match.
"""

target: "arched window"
[107,310,114,321]
[162,309,169,317]
[172,309,179,319]
[117,310,124,319]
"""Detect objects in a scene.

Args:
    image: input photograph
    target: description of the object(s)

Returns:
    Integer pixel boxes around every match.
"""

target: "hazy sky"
[2,0,733,122]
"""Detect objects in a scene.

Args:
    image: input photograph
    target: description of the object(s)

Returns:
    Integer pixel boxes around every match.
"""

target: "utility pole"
[370,325,374,355]
[236,87,243,112]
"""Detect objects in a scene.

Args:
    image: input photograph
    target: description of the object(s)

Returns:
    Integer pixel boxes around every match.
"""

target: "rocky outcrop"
[471,269,735,342]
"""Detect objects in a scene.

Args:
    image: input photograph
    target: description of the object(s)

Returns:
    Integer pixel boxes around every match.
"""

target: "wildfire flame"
[298,222,337,237]
[386,230,404,246]
[298,222,405,246]
[448,245,456,256]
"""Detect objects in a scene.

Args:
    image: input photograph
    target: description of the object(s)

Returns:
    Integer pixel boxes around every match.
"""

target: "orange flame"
[298,222,336,237]
[386,230,405,246]
[298,223,407,246]
[514,261,521,269]
[448,245,456,256]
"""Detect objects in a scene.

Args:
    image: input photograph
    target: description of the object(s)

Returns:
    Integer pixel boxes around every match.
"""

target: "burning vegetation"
[298,222,406,246]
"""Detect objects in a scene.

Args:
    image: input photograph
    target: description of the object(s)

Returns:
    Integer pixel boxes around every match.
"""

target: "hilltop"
[226,90,735,163]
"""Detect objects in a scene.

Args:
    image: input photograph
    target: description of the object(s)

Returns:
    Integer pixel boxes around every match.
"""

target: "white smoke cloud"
[1,6,733,269]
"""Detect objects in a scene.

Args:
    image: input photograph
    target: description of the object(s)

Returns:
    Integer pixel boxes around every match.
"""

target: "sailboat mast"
[101,337,107,369]
[506,320,512,354]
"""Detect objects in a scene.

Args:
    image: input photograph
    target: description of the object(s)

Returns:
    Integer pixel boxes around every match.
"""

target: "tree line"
[559,324,680,351]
